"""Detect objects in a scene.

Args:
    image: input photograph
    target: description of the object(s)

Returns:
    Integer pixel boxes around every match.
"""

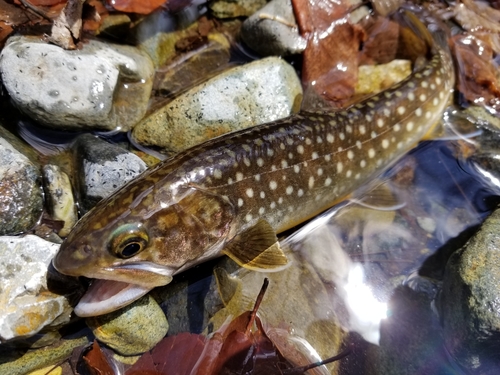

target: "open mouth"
[74,279,153,317]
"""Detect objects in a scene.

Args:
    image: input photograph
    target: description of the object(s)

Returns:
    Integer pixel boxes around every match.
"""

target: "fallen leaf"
[451,33,500,110]
[106,0,166,14]
[83,340,115,375]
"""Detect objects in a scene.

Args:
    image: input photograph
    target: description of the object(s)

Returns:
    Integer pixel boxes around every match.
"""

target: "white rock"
[132,56,303,152]
[0,235,71,342]
[0,36,154,132]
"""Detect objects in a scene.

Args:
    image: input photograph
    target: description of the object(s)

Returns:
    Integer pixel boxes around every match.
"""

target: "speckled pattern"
[54,16,454,296]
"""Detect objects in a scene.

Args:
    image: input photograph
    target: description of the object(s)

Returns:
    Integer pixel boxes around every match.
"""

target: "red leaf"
[106,0,166,14]
[83,340,115,375]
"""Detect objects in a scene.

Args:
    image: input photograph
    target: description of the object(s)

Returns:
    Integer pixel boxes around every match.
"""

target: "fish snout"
[52,241,93,276]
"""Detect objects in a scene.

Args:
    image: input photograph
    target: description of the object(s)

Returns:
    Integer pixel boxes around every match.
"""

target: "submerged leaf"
[83,341,115,375]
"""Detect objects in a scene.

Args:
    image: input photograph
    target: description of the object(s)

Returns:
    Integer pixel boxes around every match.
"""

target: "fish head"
[53,174,235,316]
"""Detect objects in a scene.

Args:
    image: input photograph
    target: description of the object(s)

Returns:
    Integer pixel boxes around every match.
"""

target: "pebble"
[42,165,77,237]
[86,294,169,356]
[72,134,147,214]
[0,135,43,235]
[131,57,302,153]
[440,208,500,373]
[209,0,267,18]
[0,235,72,342]
[0,35,154,132]
[241,0,306,56]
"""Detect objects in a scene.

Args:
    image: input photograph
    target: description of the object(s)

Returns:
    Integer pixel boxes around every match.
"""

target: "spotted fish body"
[53,12,454,316]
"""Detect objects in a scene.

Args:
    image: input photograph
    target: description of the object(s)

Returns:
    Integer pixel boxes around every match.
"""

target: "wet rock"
[209,0,267,18]
[132,57,302,153]
[366,287,445,375]
[0,35,154,132]
[0,235,72,342]
[154,35,232,97]
[86,294,169,356]
[72,134,147,214]
[0,335,88,375]
[355,60,412,96]
[136,10,206,68]
[241,0,306,56]
[42,165,77,237]
[439,208,500,374]
[0,136,43,235]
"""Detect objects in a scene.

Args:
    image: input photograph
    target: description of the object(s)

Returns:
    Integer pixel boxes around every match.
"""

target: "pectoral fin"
[222,219,288,271]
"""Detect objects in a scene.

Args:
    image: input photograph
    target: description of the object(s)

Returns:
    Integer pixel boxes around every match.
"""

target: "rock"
[72,134,147,214]
[42,165,77,237]
[0,235,72,342]
[209,0,267,18]
[86,294,169,356]
[154,35,231,97]
[0,35,154,132]
[0,335,88,375]
[0,136,43,235]
[132,57,302,153]
[439,208,500,374]
[355,60,412,96]
[241,0,306,56]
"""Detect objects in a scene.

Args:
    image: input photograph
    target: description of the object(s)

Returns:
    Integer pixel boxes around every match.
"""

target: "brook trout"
[53,11,454,317]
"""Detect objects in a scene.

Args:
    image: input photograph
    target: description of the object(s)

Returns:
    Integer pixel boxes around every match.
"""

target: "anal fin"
[222,219,289,271]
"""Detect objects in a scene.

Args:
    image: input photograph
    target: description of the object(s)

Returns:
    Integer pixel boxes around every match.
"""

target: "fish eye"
[109,224,149,259]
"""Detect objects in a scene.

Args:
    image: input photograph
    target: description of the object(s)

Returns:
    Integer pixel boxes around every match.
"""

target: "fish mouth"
[73,262,175,317]
[74,279,152,317]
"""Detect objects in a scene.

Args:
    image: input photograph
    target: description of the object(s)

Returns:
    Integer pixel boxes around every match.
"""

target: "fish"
[52,10,454,317]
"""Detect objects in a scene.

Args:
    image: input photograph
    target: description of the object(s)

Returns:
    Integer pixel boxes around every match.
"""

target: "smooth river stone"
[0,35,154,132]
[132,56,302,154]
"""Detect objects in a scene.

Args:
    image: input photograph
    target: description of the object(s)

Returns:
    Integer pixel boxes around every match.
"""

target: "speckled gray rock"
[86,294,169,356]
[0,35,154,132]
[132,57,302,153]
[0,136,43,235]
[0,235,72,342]
[72,134,147,214]
[42,165,77,237]
[241,0,306,56]
[439,208,500,374]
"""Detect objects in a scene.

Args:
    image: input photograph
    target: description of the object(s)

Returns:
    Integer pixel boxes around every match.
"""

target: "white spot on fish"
[347,150,354,159]
[260,191,265,198]
[382,139,389,149]
[325,177,332,186]
[214,169,222,179]
[406,122,414,131]
[339,132,345,140]
[270,181,277,190]
[236,172,244,181]
[415,108,422,117]
[419,94,427,102]
[267,148,274,157]
[259,207,265,215]
[297,189,304,197]
[309,176,315,188]
[337,162,343,173]
[317,168,324,176]
[346,170,352,178]
[408,92,415,101]
[312,152,319,159]
[238,198,244,207]
[368,148,375,158]
[359,125,366,134]
[281,160,288,168]
[360,160,366,168]
[297,145,304,154]
[327,133,334,143]
[257,158,264,167]
[245,213,252,222]
[246,188,254,198]
[377,119,384,127]
[397,106,406,115]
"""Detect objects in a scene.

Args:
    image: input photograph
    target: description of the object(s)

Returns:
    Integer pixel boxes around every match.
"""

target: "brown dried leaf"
[451,34,500,110]
[82,341,115,375]
[48,0,85,49]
